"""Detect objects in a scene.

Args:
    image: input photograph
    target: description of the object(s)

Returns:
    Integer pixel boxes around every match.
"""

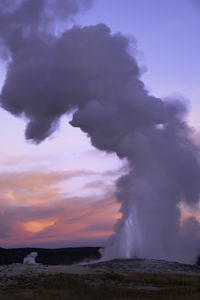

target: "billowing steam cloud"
[1,0,200,263]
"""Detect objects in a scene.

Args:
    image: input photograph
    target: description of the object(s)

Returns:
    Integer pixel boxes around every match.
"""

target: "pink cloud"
[0,169,121,247]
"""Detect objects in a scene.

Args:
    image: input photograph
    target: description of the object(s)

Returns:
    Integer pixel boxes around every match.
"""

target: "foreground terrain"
[0,259,200,299]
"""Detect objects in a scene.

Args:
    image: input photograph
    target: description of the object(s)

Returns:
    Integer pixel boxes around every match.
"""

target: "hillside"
[0,247,101,265]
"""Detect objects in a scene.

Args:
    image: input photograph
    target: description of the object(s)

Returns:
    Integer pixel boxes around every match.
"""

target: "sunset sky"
[0,0,200,248]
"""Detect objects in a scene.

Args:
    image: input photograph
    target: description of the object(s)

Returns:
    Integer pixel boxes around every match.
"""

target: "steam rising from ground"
[1,0,200,263]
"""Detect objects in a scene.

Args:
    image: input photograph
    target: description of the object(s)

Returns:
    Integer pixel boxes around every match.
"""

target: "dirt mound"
[88,258,200,274]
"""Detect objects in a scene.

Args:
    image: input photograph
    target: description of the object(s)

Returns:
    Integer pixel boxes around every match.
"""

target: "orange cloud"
[0,168,121,248]
[180,209,200,225]
[22,218,58,233]
[178,201,200,228]
[0,169,97,208]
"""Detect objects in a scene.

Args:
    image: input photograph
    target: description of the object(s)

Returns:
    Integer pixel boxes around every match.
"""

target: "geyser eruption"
[1,0,200,264]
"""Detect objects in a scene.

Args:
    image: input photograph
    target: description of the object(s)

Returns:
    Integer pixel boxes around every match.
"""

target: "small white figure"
[23,252,38,265]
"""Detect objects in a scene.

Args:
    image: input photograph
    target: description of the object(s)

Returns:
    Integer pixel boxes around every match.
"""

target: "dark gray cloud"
[0,0,200,263]
[0,0,92,34]
[0,0,92,61]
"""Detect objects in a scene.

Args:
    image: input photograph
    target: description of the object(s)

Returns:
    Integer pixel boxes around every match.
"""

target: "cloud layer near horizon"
[0,162,199,249]
[0,165,122,248]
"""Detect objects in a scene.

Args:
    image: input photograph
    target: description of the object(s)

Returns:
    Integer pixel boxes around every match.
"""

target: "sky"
[0,0,200,248]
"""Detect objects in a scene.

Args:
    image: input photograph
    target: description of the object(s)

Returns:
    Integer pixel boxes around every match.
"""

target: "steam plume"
[1,0,200,263]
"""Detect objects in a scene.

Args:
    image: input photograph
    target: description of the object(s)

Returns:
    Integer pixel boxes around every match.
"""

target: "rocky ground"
[0,263,89,278]
[1,259,200,299]
[0,258,200,279]
[88,258,200,274]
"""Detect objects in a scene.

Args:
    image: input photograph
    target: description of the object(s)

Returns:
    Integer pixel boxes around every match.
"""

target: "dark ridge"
[196,256,200,266]
[0,247,101,265]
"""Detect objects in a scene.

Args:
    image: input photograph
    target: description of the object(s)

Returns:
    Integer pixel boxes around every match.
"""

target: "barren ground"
[1,259,200,299]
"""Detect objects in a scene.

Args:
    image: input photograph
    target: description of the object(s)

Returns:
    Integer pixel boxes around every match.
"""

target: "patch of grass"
[0,272,200,299]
